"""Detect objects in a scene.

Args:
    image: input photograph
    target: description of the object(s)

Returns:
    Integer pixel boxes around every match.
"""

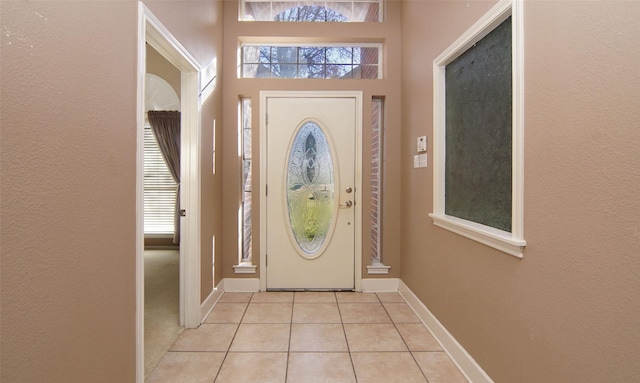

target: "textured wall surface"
[0,1,224,381]
[401,1,640,382]
[0,2,138,381]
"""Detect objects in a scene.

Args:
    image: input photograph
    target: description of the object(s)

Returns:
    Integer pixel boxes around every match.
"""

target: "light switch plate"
[419,153,428,168]
[417,136,427,153]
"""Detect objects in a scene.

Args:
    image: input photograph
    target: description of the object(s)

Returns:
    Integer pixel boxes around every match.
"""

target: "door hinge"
[265,253,268,267]
[266,113,268,126]
[266,184,268,196]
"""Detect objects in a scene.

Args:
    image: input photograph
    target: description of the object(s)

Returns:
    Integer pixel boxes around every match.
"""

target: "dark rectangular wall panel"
[445,17,512,232]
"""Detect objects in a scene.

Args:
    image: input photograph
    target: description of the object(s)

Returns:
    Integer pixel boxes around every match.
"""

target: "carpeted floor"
[144,249,182,378]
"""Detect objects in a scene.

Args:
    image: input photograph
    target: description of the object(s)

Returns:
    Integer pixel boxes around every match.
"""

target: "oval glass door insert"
[286,121,336,257]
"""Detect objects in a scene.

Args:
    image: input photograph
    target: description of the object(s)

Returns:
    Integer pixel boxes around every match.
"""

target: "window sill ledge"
[429,213,525,258]
[233,262,257,274]
[367,262,391,275]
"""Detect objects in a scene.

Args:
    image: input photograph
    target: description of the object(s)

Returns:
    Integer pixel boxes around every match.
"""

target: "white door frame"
[259,91,363,292]
[137,4,202,382]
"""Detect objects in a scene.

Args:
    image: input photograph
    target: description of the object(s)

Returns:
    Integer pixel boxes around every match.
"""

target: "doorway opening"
[137,4,202,382]
[143,61,181,376]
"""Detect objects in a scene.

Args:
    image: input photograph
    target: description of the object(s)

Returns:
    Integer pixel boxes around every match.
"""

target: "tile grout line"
[211,292,253,383]
[336,291,360,382]
[284,293,297,383]
[377,293,431,383]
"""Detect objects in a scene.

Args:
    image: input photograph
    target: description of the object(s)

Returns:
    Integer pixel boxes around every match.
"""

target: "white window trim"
[429,0,525,258]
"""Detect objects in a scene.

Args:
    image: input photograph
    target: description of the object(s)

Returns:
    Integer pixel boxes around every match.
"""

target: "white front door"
[263,92,361,290]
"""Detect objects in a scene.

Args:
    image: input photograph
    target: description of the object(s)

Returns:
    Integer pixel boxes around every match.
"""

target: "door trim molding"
[137,4,202,382]
[259,91,363,292]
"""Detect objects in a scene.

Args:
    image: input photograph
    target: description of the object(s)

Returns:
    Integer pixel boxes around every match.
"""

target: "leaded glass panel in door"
[286,121,336,257]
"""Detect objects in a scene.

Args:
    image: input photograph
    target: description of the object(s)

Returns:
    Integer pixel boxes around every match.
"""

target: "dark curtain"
[147,110,181,244]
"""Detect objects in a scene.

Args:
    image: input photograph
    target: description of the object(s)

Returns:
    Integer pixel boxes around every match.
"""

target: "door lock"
[339,200,353,208]
[345,186,353,193]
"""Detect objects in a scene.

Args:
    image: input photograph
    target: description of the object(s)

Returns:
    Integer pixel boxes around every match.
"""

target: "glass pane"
[351,48,362,65]
[360,47,378,64]
[243,1,271,21]
[299,47,326,64]
[307,3,330,21]
[302,64,326,78]
[271,1,300,21]
[370,98,383,263]
[272,64,298,78]
[241,1,382,22]
[241,98,253,262]
[326,64,353,79]
[272,46,298,63]
[355,2,380,22]
[275,4,350,22]
[286,122,335,255]
[243,46,261,64]
[330,1,353,21]
[259,47,273,64]
[326,47,354,65]
[242,64,259,78]
[359,65,379,79]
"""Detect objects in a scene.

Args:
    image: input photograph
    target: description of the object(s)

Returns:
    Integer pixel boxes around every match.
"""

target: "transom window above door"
[240,0,382,22]
[240,44,381,79]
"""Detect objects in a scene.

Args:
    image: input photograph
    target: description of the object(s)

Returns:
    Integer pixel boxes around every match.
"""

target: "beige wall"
[0,2,138,381]
[0,1,223,381]
[401,1,640,382]
[221,0,404,280]
[146,44,181,98]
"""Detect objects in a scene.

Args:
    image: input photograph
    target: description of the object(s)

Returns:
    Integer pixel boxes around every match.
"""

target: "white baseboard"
[223,278,260,292]
[361,278,399,292]
[398,280,494,383]
[199,278,260,321]
[200,283,223,322]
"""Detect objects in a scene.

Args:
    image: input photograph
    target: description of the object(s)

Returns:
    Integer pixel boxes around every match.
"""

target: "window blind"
[144,122,177,234]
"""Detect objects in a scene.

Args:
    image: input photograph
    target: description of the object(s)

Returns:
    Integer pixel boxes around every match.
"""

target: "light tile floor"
[146,292,468,383]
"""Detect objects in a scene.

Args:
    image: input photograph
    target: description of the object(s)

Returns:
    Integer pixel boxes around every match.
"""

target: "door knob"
[339,200,353,208]
[345,186,353,193]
